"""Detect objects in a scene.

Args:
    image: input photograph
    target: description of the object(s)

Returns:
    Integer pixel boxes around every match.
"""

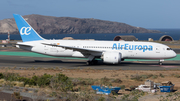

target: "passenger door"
[44,45,49,54]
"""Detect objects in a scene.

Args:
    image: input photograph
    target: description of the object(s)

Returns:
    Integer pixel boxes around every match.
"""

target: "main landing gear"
[86,60,98,65]
[86,55,98,65]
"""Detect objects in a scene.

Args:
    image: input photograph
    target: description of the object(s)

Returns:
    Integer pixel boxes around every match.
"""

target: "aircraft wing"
[41,43,103,53]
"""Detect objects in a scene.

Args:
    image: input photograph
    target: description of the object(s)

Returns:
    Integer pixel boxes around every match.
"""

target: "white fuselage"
[17,40,177,60]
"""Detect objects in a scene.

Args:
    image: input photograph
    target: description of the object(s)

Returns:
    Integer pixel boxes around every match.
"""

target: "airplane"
[13,14,177,65]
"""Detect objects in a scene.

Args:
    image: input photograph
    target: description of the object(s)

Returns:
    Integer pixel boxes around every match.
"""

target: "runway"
[0,54,180,70]
[0,46,180,70]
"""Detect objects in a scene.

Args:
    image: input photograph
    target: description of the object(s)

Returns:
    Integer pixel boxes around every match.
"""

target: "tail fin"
[13,14,44,42]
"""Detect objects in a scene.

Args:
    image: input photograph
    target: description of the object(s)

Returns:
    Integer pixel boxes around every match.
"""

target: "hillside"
[0,14,160,34]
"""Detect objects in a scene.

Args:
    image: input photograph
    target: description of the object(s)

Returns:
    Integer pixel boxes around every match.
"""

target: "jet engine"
[101,52,121,64]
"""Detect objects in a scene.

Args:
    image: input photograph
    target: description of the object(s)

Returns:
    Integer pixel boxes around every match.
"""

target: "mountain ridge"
[0,14,161,34]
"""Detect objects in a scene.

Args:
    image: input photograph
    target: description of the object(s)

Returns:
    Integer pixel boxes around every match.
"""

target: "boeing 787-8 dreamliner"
[13,14,176,65]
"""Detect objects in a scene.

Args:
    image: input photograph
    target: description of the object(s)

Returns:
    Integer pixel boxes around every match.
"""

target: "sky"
[1,0,180,29]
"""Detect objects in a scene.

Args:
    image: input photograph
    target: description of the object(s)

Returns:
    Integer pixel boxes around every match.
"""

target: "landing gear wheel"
[86,61,92,65]
[86,60,98,65]
[159,59,164,65]
[93,60,98,64]
[159,62,162,65]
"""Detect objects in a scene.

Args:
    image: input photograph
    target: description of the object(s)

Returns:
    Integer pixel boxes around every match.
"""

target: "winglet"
[13,14,44,42]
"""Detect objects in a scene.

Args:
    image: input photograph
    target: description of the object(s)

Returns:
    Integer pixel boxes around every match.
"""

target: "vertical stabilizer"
[13,14,44,42]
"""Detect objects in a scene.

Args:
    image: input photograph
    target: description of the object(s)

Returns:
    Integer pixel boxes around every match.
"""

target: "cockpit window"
[167,48,172,50]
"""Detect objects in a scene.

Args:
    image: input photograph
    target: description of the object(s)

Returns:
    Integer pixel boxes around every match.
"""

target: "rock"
[0,14,161,34]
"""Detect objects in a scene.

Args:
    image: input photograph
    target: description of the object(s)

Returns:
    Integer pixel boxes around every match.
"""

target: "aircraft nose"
[171,50,177,58]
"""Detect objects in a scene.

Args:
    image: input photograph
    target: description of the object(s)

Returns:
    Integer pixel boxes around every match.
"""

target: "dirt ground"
[1,68,180,89]
[1,68,180,100]
[167,45,180,49]
[0,92,32,101]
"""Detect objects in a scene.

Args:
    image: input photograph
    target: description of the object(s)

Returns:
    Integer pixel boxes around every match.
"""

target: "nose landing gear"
[159,59,164,65]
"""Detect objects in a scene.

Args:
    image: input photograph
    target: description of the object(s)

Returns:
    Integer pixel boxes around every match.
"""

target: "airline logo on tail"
[13,14,44,42]
[20,27,31,35]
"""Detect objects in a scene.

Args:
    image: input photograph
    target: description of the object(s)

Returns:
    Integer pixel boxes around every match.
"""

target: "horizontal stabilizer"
[16,42,34,47]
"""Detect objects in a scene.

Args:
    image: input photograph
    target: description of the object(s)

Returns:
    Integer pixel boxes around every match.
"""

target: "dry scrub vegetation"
[1,67,180,100]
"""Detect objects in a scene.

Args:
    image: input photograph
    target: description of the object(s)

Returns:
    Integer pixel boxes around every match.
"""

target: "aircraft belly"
[72,51,85,58]
[56,50,73,57]
[126,50,165,59]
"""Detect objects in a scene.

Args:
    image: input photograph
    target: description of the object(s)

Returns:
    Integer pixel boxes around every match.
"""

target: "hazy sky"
[1,0,180,28]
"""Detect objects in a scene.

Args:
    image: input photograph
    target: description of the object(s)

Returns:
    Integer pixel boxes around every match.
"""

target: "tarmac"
[0,47,180,70]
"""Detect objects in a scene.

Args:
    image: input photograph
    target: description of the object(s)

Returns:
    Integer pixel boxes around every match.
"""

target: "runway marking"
[160,66,179,68]
[150,65,178,68]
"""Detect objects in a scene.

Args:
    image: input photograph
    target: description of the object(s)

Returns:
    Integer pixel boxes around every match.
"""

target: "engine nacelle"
[101,52,121,64]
